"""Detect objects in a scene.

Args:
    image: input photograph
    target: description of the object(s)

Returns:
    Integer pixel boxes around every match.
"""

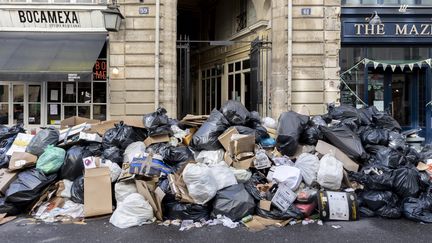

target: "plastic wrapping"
[295,153,320,186]
[276,111,309,156]
[26,127,59,156]
[160,146,194,166]
[361,128,389,146]
[102,146,123,165]
[143,107,170,136]
[190,109,230,151]
[36,145,66,175]
[102,122,147,150]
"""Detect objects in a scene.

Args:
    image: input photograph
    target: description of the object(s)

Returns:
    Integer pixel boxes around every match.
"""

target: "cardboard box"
[87,120,119,135]
[229,134,255,156]
[318,191,358,221]
[84,167,112,217]
[218,127,239,151]
[144,135,170,147]
[316,140,359,172]
[61,116,100,129]
[232,157,254,170]
[8,152,37,171]
[0,169,18,195]
[135,180,165,221]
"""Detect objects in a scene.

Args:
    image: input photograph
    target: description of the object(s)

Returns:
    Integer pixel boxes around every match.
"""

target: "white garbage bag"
[123,141,146,163]
[194,149,225,165]
[115,181,138,204]
[59,179,73,198]
[229,167,252,183]
[262,117,277,129]
[268,165,302,191]
[209,162,237,190]
[182,163,218,205]
[317,154,344,190]
[110,193,154,228]
[101,160,122,182]
[295,153,320,186]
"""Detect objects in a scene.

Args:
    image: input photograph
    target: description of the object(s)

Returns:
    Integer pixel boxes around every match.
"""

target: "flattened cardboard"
[316,140,359,172]
[87,120,119,135]
[84,167,112,217]
[61,116,100,129]
[224,152,233,166]
[144,135,170,147]
[121,117,145,129]
[218,127,239,151]
[0,169,17,195]
[6,133,34,156]
[259,200,272,211]
[135,180,164,220]
[229,134,255,156]
[8,152,37,171]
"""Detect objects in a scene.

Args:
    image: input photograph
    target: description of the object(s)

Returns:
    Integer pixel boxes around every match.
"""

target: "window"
[236,0,248,31]
[227,59,252,110]
[201,67,222,114]
[342,0,431,5]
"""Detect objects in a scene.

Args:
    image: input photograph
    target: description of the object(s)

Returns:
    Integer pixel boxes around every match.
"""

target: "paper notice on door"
[66,84,74,94]
[50,104,58,115]
[50,90,59,101]
[373,101,384,111]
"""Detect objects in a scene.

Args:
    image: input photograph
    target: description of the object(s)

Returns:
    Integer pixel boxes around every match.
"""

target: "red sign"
[93,59,107,80]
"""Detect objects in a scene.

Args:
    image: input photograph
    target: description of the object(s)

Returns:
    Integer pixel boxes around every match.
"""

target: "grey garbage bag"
[220,100,250,125]
[276,111,309,156]
[190,109,230,151]
[26,127,59,156]
[212,184,255,221]
[70,176,84,204]
[359,190,401,219]
[402,187,432,223]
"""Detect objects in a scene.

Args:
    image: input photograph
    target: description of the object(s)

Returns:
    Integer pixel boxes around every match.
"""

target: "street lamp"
[101,1,124,32]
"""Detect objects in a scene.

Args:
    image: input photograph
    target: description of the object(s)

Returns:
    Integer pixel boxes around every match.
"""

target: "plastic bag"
[194,149,224,165]
[359,190,401,218]
[300,125,322,145]
[375,147,405,168]
[268,165,302,191]
[102,146,123,165]
[26,127,59,156]
[349,165,394,191]
[361,128,389,146]
[123,142,146,163]
[36,145,66,175]
[182,163,218,205]
[393,167,420,198]
[0,124,25,141]
[262,117,277,129]
[0,136,16,168]
[60,146,85,181]
[327,103,361,121]
[295,153,320,186]
[5,168,57,204]
[59,179,73,198]
[230,167,252,183]
[190,109,230,151]
[110,193,154,228]
[311,116,327,127]
[212,184,255,221]
[372,112,402,131]
[70,176,84,204]
[220,100,250,125]
[276,111,309,156]
[0,197,20,215]
[317,154,343,190]
[162,194,210,221]
[103,122,147,150]
[143,107,170,136]
[209,162,238,190]
[115,181,138,204]
[320,125,369,162]
[104,160,122,182]
[402,187,432,223]
[160,146,194,166]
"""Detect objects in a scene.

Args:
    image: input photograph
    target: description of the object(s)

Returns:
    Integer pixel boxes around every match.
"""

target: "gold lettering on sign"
[365,24,375,35]
[377,24,385,34]
[409,25,419,35]
[420,24,430,35]
[395,24,408,35]
[354,24,364,35]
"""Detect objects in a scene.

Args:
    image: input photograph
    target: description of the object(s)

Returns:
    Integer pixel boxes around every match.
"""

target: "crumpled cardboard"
[8,152,37,171]
[84,167,112,217]
[135,179,165,221]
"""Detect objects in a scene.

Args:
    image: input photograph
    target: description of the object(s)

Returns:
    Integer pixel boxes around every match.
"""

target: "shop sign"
[0,7,106,32]
[93,59,107,81]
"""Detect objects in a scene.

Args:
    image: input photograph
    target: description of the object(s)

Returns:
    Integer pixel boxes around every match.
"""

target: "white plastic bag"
[230,167,252,183]
[295,153,320,186]
[123,141,146,163]
[209,162,237,190]
[268,165,302,191]
[262,117,277,129]
[101,160,122,182]
[109,193,155,228]
[317,154,343,190]
[194,149,225,165]
[182,163,218,205]
[115,181,138,204]
[59,179,73,198]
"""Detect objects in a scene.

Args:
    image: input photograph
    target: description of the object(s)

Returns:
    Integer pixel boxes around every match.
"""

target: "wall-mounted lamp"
[101,0,125,32]
[112,67,119,76]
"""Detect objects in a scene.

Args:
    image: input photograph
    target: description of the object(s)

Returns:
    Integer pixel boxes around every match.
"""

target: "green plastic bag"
[36,145,66,175]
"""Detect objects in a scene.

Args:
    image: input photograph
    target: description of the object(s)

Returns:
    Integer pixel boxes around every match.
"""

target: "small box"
[229,134,255,156]
[218,127,239,151]
[144,135,170,147]
[84,167,112,217]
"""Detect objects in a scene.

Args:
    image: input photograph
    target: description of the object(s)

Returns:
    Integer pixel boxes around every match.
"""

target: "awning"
[0,31,107,82]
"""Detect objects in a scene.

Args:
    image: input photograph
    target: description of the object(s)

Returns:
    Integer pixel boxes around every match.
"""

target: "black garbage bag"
[375,147,405,168]
[276,111,309,156]
[234,125,268,144]
[359,190,401,218]
[357,107,374,126]
[365,144,388,155]
[359,206,376,217]
[102,146,123,165]
[0,136,15,168]
[246,111,270,143]
[147,125,172,137]
[190,109,230,151]
[373,112,402,131]
[327,103,360,121]
[60,146,85,181]
[393,167,420,198]
[5,168,57,204]
[405,148,421,166]
[146,142,170,155]
[160,146,194,166]
[420,144,432,161]
[361,128,389,146]
[212,184,255,221]
[162,194,210,221]
[0,123,25,141]
[85,143,103,157]
[102,122,147,150]
[26,127,59,156]
[70,176,84,204]
[320,125,369,162]
[340,117,359,132]
[0,197,20,216]
[388,132,407,151]
[143,107,169,133]
[300,125,321,145]
[255,205,304,220]
[311,116,327,127]
[349,165,394,191]
[220,100,250,125]
[402,187,432,223]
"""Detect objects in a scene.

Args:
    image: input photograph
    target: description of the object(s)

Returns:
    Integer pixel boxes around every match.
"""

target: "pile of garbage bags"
[1,100,432,229]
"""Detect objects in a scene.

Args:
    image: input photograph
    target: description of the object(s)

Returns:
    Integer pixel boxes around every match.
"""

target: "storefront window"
[343,0,431,4]
[0,85,8,125]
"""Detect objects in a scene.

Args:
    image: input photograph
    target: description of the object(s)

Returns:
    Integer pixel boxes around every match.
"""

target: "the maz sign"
[353,23,432,36]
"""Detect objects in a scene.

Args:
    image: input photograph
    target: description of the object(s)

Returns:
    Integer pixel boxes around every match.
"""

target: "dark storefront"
[341,4,432,143]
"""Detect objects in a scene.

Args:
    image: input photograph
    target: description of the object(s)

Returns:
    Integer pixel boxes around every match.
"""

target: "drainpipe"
[154,0,160,109]
[287,0,292,110]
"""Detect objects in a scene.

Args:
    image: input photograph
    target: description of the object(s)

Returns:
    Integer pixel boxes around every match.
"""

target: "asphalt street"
[1,216,430,243]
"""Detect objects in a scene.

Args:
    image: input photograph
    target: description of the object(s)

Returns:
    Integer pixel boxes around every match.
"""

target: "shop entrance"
[367,66,430,137]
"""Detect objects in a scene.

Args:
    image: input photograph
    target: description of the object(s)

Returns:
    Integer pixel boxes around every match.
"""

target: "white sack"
[194,149,225,165]
[182,163,218,205]
[295,153,320,186]
[123,141,146,163]
[110,193,154,228]
[115,181,138,204]
[317,154,344,190]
